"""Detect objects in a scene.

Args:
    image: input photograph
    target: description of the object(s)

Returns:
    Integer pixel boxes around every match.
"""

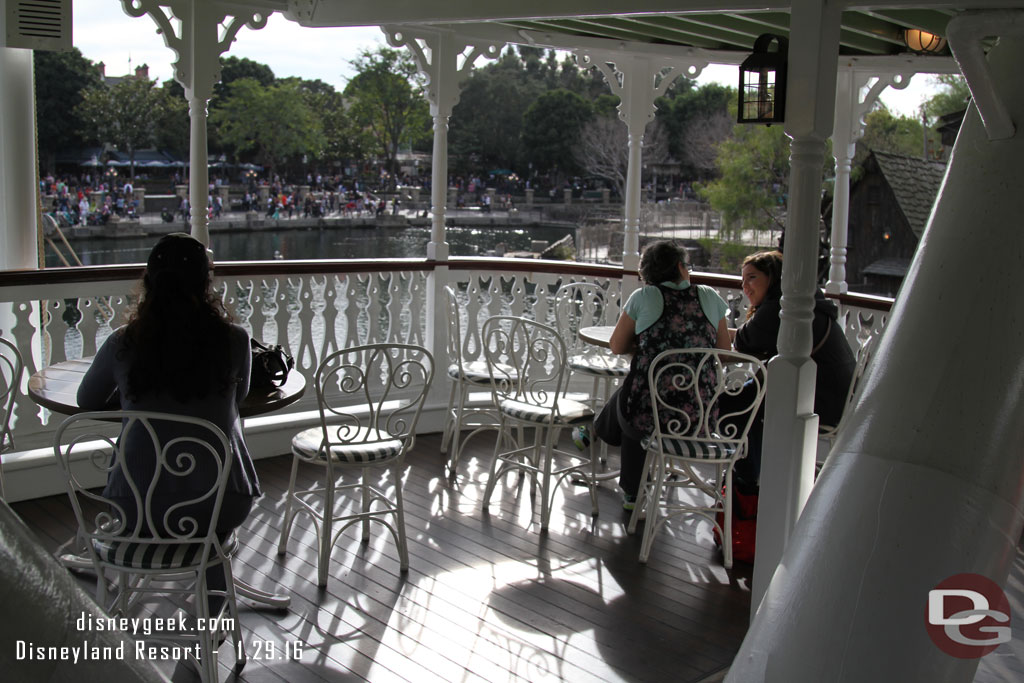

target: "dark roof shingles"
[872,150,947,238]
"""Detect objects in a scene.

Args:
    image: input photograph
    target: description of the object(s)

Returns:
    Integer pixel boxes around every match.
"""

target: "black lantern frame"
[738,34,788,125]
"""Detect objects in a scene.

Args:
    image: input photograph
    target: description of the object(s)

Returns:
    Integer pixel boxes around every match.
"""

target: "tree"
[658,82,734,179]
[575,115,669,201]
[153,80,190,162]
[209,78,324,178]
[856,107,926,166]
[34,48,103,173]
[521,89,593,180]
[343,47,430,177]
[924,74,971,121]
[76,77,162,182]
[700,124,792,239]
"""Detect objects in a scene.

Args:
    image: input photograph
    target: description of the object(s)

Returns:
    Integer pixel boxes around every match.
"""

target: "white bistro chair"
[53,411,246,682]
[279,343,433,586]
[628,348,767,568]
[440,285,511,477]
[481,316,598,531]
[0,335,24,498]
[817,333,878,468]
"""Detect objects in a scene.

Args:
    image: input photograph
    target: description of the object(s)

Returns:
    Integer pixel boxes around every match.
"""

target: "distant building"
[96,62,150,87]
[844,150,947,296]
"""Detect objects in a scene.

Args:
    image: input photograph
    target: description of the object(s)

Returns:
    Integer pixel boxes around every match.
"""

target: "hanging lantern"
[737,34,788,125]
[903,28,947,54]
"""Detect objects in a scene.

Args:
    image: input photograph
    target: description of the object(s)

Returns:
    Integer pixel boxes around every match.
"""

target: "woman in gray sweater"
[77,233,257,602]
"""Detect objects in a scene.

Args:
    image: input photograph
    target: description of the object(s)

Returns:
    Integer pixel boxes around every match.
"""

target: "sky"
[73,0,940,118]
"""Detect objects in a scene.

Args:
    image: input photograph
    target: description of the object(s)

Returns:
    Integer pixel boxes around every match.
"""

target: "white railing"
[0,258,892,501]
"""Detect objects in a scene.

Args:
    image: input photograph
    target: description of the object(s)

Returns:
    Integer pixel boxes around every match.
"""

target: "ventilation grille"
[5,0,71,51]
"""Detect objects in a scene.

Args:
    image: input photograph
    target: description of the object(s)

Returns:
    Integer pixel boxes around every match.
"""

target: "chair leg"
[722,465,734,569]
[221,560,246,673]
[392,463,409,572]
[440,378,458,456]
[539,427,557,531]
[482,420,507,509]
[587,438,599,517]
[638,453,665,563]
[628,448,655,534]
[447,382,469,476]
[360,466,371,543]
[318,463,336,588]
[277,454,301,555]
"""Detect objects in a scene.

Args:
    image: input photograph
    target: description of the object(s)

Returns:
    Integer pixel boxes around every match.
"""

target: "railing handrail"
[0,257,895,313]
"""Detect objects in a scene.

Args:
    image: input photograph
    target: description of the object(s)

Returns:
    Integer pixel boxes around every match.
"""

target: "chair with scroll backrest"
[0,335,24,498]
[627,348,767,568]
[480,316,597,531]
[817,333,879,470]
[279,343,433,586]
[441,286,511,477]
[53,411,246,681]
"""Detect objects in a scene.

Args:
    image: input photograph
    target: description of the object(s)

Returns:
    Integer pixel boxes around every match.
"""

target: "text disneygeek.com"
[12,611,304,664]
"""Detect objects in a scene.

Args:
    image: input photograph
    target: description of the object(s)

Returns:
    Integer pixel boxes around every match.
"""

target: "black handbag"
[250,338,294,389]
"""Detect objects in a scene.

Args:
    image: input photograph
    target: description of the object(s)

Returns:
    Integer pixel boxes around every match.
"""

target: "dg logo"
[926,573,1011,659]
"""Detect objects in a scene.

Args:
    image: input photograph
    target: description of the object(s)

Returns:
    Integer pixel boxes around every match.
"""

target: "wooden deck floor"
[11,430,753,683]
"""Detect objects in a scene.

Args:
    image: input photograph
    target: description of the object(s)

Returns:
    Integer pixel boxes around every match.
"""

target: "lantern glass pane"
[742,68,776,121]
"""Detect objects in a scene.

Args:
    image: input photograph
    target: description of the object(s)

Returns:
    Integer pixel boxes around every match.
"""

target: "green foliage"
[700,123,791,239]
[344,47,430,176]
[924,74,971,121]
[658,82,735,179]
[152,85,189,161]
[34,48,103,172]
[76,77,164,181]
[521,89,593,179]
[210,78,325,177]
[854,107,927,173]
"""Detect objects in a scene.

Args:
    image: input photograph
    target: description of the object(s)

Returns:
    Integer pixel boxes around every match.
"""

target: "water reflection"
[50,224,575,266]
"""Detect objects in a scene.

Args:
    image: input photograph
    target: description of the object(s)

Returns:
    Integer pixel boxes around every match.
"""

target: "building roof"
[871,150,947,238]
[862,256,913,277]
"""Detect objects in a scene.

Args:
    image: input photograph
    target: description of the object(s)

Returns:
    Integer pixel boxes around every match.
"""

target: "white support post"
[121,0,269,247]
[0,32,38,272]
[575,50,706,279]
[729,33,1024,683]
[748,0,842,618]
[385,26,502,263]
[827,69,911,294]
[384,26,502,418]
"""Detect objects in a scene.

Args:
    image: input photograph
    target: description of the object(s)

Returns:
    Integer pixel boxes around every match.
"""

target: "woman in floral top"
[596,241,731,509]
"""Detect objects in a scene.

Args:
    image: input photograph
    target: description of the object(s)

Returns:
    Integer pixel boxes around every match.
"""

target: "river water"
[50,223,576,267]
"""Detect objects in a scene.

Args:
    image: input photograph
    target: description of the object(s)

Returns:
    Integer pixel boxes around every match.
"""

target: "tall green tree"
[209,77,324,178]
[658,82,734,179]
[521,89,593,181]
[856,107,927,167]
[76,77,163,182]
[153,80,190,162]
[700,124,792,239]
[924,74,971,120]
[34,48,103,173]
[343,47,430,177]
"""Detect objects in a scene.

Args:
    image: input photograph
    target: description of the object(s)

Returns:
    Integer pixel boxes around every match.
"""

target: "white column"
[122,0,269,247]
[729,34,1024,683]
[748,0,841,615]
[385,27,501,262]
[575,51,706,277]
[827,70,911,294]
[0,37,38,271]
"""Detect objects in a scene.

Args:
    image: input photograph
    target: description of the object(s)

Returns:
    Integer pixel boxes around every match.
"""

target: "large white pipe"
[728,35,1024,683]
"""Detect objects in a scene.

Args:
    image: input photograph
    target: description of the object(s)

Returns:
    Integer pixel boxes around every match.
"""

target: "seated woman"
[77,233,257,610]
[595,240,732,509]
[731,250,856,489]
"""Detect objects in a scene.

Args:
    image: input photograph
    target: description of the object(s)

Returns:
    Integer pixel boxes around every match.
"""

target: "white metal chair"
[553,282,629,474]
[440,285,511,477]
[481,316,598,531]
[0,335,24,498]
[817,333,879,468]
[53,411,246,682]
[627,348,767,567]
[279,343,433,586]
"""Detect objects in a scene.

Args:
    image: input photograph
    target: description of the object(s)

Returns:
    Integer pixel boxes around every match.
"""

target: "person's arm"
[715,317,732,350]
[608,311,637,355]
[733,299,782,356]
[77,333,119,409]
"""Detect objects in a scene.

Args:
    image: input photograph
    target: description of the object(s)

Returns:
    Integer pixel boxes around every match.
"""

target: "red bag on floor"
[713,488,758,564]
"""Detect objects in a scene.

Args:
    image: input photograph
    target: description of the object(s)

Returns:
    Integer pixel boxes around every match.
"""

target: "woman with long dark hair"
[77,233,257,585]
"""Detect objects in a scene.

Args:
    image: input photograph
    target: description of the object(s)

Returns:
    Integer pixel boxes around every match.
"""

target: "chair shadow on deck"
[12,430,754,683]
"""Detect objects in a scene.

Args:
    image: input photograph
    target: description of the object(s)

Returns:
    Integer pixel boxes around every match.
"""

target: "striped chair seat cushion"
[655,436,738,460]
[92,533,236,570]
[498,396,594,425]
[292,426,404,464]
[447,360,517,384]
[569,353,630,377]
